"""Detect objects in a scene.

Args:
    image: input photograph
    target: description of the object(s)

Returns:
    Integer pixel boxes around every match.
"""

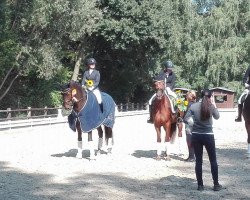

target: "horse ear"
[59,82,69,91]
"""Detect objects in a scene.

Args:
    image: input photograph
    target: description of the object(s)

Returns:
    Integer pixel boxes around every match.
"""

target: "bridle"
[61,87,85,110]
[155,80,165,100]
[156,88,165,100]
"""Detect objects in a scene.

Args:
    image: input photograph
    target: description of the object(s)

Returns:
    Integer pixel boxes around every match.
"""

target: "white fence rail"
[0,108,236,131]
[0,110,149,131]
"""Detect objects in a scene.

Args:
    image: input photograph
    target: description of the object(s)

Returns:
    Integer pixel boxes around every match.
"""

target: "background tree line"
[0,0,249,110]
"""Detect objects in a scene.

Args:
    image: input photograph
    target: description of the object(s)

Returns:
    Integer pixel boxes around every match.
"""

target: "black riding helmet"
[86,58,96,65]
[164,60,174,69]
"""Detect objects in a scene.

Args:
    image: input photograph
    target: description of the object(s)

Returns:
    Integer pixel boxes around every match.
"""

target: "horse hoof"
[154,156,162,161]
[89,156,96,160]
[163,156,171,161]
[107,148,112,154]
[96,150,101,155]
[76,153,82,159]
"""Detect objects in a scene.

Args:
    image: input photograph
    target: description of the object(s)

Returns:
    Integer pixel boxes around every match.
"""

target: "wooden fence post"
[27,107,31,118]
[7,108,11,119]
[44,106,48,116]
[126,103,129,111]
[57,106,63,118]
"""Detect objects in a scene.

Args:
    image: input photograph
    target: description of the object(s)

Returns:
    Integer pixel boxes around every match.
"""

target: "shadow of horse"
[131,150,156,159]
[132,150,186,161]
[51,149,108,159]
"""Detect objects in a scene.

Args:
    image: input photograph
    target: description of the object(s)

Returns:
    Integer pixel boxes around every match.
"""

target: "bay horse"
[152,80,183,160]
[61,80,116,159]
[242,89,250,158]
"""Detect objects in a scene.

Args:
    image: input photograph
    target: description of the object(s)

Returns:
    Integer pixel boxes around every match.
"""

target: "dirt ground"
[0,110,249,200]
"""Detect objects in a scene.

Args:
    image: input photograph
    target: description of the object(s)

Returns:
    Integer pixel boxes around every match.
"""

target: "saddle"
[166,94,176,114]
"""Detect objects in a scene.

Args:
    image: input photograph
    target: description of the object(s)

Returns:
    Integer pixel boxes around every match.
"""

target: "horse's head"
[61,81,86,111]
[154,80,165,100]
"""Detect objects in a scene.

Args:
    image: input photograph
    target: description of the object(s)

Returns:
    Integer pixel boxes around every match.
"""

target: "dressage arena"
[0,110,249,200]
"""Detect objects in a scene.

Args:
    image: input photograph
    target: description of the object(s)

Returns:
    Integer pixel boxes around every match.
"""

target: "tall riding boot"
[99,103,104,113]
[235,104,243,122]
[185,134,195,162]
[147,105,153,123]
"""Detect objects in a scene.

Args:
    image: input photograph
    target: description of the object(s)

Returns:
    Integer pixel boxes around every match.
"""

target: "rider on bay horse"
[81,58,103,112]
[147,60,177,123]
[235,65,250,122]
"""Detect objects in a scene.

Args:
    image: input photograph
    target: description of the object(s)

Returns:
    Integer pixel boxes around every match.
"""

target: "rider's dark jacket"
[243,67,250,85]
[155,70,176,90]
[81,69,100,90]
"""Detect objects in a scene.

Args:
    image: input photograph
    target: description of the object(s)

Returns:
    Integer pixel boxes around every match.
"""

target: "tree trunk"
[0,73,19,102]
[72,49,85,81]
[0,66,14,91]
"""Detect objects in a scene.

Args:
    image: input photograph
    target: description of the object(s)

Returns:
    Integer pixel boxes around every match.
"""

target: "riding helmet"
[164,60,174,69]
[86,58,96,65]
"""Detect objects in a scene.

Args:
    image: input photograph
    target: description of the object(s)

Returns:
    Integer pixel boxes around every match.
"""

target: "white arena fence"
[0,105,148,131]
[0,106,236,131]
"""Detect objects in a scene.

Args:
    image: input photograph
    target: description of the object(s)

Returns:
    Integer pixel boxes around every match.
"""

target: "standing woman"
[82,58,103,112]
[184,89,222,191]
[184,90,197,162]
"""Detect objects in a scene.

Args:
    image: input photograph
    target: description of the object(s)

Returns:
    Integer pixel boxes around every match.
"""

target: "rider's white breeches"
[93,89,102,104]
[238,89,249,104]
[166,87,177,98]
[148,87,177,105]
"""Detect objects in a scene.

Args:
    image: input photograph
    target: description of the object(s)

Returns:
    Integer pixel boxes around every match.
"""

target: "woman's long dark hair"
[200,89,212,121]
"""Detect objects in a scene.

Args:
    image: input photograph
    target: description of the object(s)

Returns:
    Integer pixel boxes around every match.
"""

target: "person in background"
[235,66,250,122]
[147,60,177,123]
[184,89,222,192]
[82,58,103,112]
[184,90,197,162]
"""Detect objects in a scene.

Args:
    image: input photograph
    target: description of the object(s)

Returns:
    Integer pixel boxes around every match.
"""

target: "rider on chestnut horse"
[235,65,250,122]
[147,60,177,123]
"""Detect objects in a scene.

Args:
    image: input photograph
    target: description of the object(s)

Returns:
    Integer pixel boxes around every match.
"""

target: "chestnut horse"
[152,81,183,160]
[242,90,250,158]
[61,81,115,159]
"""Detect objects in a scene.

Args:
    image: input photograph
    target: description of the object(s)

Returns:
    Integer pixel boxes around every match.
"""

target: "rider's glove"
[244,83,249,89]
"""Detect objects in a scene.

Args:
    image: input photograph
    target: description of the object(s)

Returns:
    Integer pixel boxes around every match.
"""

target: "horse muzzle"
[156,89,164,100]
[63,101,73,110]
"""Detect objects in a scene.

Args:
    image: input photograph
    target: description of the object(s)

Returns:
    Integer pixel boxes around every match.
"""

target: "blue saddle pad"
[68,91,116,133]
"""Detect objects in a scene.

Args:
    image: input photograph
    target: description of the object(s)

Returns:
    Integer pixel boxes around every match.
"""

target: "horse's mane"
[69,80,81,88]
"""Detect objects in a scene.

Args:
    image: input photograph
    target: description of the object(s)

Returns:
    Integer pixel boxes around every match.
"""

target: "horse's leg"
[104,126,113,154]
[163,122,172,161]
[245,121,250,158]
[177,121,183,137]
[88,131,96,160]
[97,126,104,153]
[155,126,162,160]
[76,120,83,159]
